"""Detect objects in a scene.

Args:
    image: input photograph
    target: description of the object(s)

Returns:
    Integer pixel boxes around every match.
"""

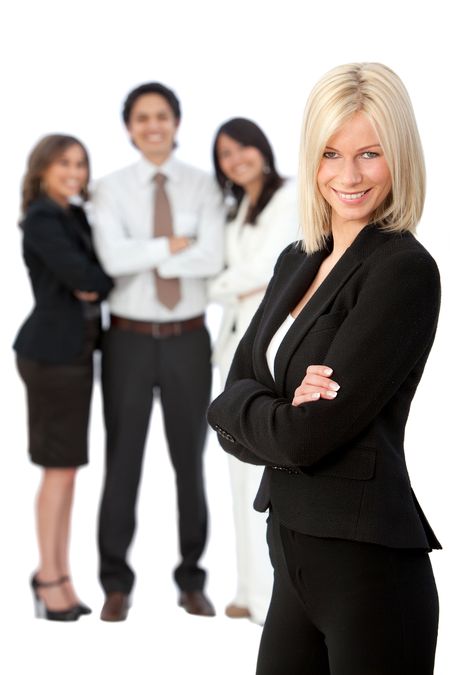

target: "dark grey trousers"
[257,511,439,675]
[98,324,211,594]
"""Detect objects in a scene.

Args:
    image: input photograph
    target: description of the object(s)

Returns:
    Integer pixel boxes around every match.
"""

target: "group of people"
[15,63,441,674]
[14,82,297,626]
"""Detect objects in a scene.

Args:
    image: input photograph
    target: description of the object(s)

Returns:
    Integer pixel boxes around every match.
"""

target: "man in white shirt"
[92,82,224,621]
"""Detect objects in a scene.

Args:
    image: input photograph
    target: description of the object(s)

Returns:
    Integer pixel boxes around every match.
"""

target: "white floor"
[2,352,264,675]
[4,344,450,675]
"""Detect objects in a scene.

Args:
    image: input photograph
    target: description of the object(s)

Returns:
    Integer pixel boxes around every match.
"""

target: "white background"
[1,1,449,673]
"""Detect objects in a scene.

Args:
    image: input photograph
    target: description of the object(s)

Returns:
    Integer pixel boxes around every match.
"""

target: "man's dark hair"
[122,82,181,125]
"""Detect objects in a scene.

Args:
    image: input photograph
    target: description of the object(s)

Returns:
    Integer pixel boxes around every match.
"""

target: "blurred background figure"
[13,135,113,621]
[209,118,299,624]
[92,82,224,621]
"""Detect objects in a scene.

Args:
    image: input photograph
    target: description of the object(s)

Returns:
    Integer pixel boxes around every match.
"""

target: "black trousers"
[98,324,211,594]
[256,512,439,675]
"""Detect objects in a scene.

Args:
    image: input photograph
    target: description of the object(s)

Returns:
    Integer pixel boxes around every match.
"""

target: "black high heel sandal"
[59,575,92,616]
[30,574,80,621]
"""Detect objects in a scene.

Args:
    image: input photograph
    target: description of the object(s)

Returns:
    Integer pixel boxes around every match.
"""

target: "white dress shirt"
[266,313,295,380]
[92,156,225,321]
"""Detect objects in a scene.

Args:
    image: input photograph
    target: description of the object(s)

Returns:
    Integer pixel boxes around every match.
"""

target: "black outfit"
[98,322,211,594]
[14,197,113,467]
[258,512,439,675]
[208,225,441,673]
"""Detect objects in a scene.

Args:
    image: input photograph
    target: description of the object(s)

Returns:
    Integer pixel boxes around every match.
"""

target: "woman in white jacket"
[209,118,299,624]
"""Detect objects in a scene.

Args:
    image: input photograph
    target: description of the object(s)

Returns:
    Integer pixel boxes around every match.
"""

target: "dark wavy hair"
[21,134,90,215]
[212,117,284,224]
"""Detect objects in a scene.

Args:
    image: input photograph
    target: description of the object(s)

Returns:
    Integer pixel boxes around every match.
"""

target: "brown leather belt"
[110,314,205,338]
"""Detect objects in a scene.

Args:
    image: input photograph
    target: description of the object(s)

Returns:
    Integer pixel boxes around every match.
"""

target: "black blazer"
[14,197,113,364]
[208,224,441,550]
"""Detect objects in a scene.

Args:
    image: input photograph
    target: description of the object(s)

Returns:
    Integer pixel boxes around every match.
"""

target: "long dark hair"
[21,134,90,215]
[212,117,284,224]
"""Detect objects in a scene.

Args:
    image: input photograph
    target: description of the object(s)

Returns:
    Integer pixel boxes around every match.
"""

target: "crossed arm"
[92,179,224,278]
[24,213,113,300]
[207,250,440,469]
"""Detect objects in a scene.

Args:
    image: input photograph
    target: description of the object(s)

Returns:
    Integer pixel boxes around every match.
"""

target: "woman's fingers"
[291,364,340,407]
[302,373,340,391]
[292,392,321,406]
[299,384,338,398]
[306,364,334,377]
[292,387,337,406]
[74,290,99,302]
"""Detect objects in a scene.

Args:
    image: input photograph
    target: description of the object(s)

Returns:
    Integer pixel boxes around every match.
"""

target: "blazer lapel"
[68,207,94,255]
[274,249,362,391]
[253,245,329,387]
[259,225,389,391]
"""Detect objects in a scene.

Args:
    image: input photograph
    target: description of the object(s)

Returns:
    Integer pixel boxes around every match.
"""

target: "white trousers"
[216,314,273,624]
[227,454,273,624]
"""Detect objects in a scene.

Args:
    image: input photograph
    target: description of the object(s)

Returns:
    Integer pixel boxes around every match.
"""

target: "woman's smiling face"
[317,111,392,230]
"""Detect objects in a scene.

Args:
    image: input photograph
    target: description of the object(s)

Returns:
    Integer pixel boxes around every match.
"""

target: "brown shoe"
[225,603,251,619]
[100,592,129,622]
[178,590,215,617]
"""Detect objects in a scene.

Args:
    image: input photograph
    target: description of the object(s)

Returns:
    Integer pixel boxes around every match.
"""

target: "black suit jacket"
[208,224,441,550]
[14,197,113,364]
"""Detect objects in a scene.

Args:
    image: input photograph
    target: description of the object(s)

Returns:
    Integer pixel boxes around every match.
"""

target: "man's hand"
[169,236,192,254]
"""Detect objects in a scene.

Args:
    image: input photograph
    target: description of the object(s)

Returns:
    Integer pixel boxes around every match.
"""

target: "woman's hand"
[74,290,99,302]
[292,365,340,407]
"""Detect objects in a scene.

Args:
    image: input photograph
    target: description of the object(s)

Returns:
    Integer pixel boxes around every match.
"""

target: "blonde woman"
[210,118,298,624]
[208,64,440,673]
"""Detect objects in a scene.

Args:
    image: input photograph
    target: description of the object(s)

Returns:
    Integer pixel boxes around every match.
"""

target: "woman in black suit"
[14,135,113,621]
[208,63,441,674]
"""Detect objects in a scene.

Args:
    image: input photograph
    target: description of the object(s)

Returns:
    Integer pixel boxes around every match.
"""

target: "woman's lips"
[332,188,372,204]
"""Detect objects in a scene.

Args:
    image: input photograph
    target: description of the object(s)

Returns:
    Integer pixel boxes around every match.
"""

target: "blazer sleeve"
[210,244,294,465]
[207,249,441,468]
[24,210,113,296]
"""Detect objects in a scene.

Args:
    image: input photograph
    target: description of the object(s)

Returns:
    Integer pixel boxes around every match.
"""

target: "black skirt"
[16,319,100,468]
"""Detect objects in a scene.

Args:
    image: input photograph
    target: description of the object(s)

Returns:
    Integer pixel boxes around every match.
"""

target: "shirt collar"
[136,155,182,185]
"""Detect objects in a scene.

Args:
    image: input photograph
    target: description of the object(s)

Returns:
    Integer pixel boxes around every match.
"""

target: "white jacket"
[209,180,300,378]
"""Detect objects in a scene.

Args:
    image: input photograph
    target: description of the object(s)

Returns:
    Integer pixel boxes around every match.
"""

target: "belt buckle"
[152,322,161,338]
[173,321,182,336]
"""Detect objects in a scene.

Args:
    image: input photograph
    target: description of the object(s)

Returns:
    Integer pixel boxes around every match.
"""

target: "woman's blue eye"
[361,151,379,159]
[323,151,338,159]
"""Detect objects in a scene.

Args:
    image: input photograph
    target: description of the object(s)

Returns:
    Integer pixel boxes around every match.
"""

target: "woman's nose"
[339,159,362,187]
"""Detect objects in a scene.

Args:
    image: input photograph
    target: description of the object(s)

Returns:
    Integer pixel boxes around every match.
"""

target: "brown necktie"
[153,172,181,309]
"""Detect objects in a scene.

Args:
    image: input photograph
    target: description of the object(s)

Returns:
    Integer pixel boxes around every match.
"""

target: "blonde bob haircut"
[299,62,426,254]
